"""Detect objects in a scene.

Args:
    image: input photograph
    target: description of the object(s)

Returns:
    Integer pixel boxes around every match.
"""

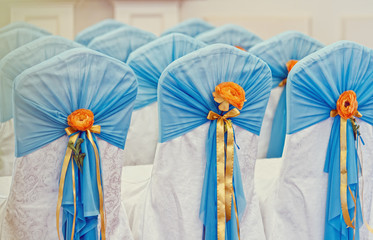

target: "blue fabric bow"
[127,33,206,110]
[161,18,215,37]
[287,41,373,239]
[75,19,126,46]
[249,31,324,158]
[196,24,262,51]
[0,35,82,123]
[88,26,157,63]
[14,48,137,239]
[158,44,271,239]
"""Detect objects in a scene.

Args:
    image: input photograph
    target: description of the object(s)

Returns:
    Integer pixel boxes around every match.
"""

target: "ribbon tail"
[216,118,226,240]
[340,118,355,229]
[225,120,234,222]
[57,134,79,240]
[86,130,106,240]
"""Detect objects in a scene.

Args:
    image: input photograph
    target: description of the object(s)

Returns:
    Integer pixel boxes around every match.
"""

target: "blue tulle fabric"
[0,35,82,123]
[287,41,373,239]
[161,18,215,37]
[158,45,271,239]
[0,22,50,35]
[75,19,126,46]
[196,24,262,50]
[88,26,157,63]
[249,31,325,158]
[13,48,137,239]
[0,28,47,59]
[127,33,206,110]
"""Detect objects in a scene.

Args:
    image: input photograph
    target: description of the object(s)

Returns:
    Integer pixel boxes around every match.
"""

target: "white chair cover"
[138,45,271,240]
[0,48,136,240]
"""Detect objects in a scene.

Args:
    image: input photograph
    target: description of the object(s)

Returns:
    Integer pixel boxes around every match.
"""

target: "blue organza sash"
[196,24,262,51]
[88,26,157,63]
[161,18,214,37]
[127,33,206,110]
[14,48,137,239]
[249,31,324,158]
[158,45,271,239]
[0,35,82,122]
[0,28,47,59]
[75,19,126,46]
[0,22,50,35]
[287,41,373,239]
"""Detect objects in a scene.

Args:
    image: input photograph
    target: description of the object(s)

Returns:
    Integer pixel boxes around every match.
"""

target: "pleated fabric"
[196,24,262,50]
[0,21,50,35]
[88,26,157,62]
[249,31,324,158]
[75,19,126,46]
[161,18,215,37]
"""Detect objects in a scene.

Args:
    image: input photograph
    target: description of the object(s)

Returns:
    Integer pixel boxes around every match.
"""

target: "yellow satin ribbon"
[56,125,106,240]
[207,108,241,240]
[278,78,287,87]
[330,110,363,231]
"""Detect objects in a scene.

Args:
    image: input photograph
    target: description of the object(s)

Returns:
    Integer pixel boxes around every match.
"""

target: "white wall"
[0,0,373,47]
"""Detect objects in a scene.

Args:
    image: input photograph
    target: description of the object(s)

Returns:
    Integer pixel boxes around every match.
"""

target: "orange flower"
[213,82,246,111]
[286,60,298,72]
[67,109,95,131]
[336,90,358,119]
[279,60,298,87]
[235,46,246,52]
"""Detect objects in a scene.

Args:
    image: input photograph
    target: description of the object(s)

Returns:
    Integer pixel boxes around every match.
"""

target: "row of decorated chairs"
[0,19,372,240]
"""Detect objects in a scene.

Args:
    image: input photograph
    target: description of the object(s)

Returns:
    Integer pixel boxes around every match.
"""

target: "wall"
[0,0,373,47]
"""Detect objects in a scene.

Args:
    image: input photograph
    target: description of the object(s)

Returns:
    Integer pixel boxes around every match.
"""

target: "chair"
[0,22,50,35]
[267,41,373,239]
[122,33,206,166]
[248,31,324,158]
[196,24,262,51]
[0,48,137,239]
[75,19,126,46]
[161,18,215,37]
[88,26,157,63]
[139,45,271,239]
[0,35,82,176]
[0,28,48,59]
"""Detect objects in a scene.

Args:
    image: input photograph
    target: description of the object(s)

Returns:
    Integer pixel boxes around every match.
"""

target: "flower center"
[344,101,350,107]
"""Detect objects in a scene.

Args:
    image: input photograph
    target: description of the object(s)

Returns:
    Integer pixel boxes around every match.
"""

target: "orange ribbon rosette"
[56,109,105,240]
[208,82,246,240]
[279,59,298,87]
[213,82,246,111]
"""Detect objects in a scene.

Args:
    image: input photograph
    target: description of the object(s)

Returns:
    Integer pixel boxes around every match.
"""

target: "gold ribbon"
[278,78,287,87]
[56,125,106,240]
[207,108,241,240]
[330,110,363,231]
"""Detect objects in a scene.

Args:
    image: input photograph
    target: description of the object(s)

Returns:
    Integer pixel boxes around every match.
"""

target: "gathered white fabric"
[0,136,133,240]
[258,86,283,158]
[0,119,15,176]
[137,123,265,240]
[264,119,373,240]
[123,102,158,166]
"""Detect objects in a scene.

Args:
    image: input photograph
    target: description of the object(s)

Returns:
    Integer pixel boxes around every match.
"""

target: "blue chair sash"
[158,44,271,239]
[196,24,262,51]
[0,35,82,123]
[88,26,157,63]
[75,19,126,46]
[0,28,47,59]
[14,48,137,239]
[161,18,215,37]
[127,33,206,110]
[249,31,324,158]
[287,41,373,239]
[0,22,50,35]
